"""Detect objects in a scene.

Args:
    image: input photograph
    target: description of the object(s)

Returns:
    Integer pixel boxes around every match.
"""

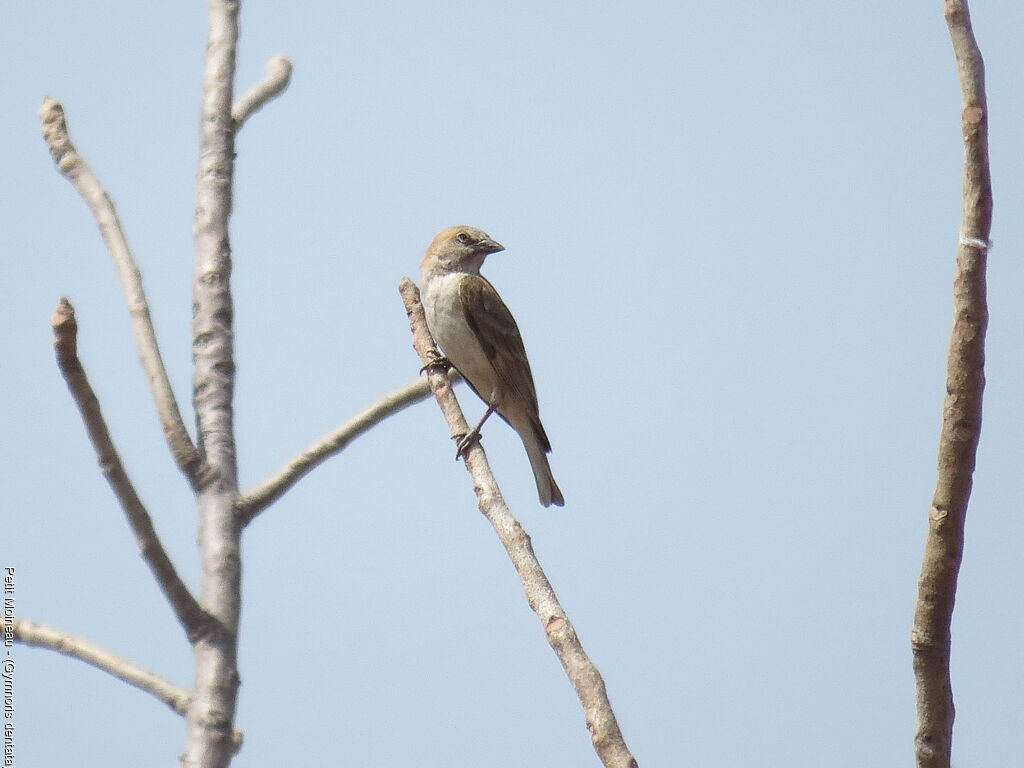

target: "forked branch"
[237,375,448,525]
[9,617,191,715]
[52,299,209,641]
[39,98,204,488]
[233,56,293,128]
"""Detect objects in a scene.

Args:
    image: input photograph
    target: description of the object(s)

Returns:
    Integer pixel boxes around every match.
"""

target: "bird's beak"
[478,237,505,255]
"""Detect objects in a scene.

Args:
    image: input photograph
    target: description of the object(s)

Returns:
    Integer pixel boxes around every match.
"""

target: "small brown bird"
[420,226,564,507]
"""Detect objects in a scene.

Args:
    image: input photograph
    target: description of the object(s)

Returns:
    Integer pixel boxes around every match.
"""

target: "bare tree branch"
[912,3,992,767]
[399,278,638,768]
[232,56,293,128]
[38,98,204,489]
[8,617,191,715]
[185,1,244,765]
[237,374,455,525]
[52,299,209,641]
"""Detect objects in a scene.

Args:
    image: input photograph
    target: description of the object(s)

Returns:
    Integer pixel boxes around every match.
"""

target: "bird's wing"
[458,274,541,418]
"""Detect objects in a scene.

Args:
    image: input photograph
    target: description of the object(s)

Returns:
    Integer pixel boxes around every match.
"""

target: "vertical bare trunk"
[182,2,242,766]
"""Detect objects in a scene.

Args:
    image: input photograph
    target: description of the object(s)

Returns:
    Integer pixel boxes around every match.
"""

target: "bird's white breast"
[420,272,499,402]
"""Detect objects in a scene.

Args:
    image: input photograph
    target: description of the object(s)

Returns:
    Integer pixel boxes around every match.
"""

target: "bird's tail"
[523,422,564,508]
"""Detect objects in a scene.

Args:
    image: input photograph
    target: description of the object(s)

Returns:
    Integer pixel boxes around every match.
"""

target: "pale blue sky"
[6,2,1024,765]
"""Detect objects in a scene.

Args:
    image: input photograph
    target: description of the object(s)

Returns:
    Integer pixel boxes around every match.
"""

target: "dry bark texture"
[911,3,992,767]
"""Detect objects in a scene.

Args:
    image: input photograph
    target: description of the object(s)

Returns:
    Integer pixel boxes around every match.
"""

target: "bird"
[419,226,564,507]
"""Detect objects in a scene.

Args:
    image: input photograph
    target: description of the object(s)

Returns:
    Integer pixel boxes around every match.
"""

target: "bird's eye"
[456,232,471,244]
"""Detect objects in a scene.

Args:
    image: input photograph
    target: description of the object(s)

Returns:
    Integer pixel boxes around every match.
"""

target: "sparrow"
[419,226,565,507]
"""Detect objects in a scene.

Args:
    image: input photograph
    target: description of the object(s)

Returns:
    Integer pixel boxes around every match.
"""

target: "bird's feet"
[420,349,452,375]
[453,428,482,460]
[453,404,495,460]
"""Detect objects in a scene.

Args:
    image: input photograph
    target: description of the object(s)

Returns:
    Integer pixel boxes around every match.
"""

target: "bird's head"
[423,226,505,274]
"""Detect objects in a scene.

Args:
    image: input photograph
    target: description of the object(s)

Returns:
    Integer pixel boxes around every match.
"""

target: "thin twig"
[52,299,209,641]
[399,278,638,768]
[912,3,992,767]
[9,617,191,715]
[232,56,293,128]
[38,98,204,489]
[237,374,452,525]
